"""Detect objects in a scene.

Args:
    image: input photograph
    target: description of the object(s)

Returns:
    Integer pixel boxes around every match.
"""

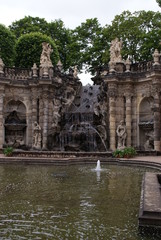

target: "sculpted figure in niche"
[116,120,127,149]
[144,132,154,151]
[33,121,41,149]
[62,88,76,109]
[52,98,61,128]
[40,42,53,67]
[110,38,123,62]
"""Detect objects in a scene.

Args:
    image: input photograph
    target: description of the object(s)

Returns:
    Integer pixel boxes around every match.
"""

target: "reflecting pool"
[0,163,160,239]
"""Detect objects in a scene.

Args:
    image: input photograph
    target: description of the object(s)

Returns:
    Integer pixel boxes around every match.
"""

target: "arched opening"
[139,97,154,150]
[4,100,27,149]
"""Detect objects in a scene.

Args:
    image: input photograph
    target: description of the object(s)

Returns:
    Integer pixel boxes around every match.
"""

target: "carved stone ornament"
[153,49,160,66]
[110,38,123,63]
[73,66,78,78]
[125,58,131,72]
[40,42,53,68]
[0,57,4,74]
[56,60,63,72]
[32,63,38,77]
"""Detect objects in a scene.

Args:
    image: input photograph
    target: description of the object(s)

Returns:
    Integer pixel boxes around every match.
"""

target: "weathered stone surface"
[139,172,161,228]
[0,41,161,151]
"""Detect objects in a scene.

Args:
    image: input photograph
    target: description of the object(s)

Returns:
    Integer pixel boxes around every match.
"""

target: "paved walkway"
[125,156,161,163]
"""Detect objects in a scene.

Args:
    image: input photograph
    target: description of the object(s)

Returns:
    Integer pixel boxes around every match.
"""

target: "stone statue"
[116,120,127,149]
[110,38,123,62]
[40,42,53,67]
[51,98,61,128]
[62,87,76,109]
[33,121,41,149]
[144,132,154,151]
[73,66,78,78]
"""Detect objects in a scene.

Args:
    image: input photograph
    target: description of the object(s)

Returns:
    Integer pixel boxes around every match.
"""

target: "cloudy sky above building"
[0,0,160,84]
[0,0,160,29]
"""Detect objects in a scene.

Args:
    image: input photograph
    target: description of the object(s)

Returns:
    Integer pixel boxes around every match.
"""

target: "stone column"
[153,93,161,151]
[125,95,132,147]
[31,88,38,149]
[109,96,116,150]
[31,98,38,148]
[42,93,49,150]
[0,94,4,148]
[131,96,137,148]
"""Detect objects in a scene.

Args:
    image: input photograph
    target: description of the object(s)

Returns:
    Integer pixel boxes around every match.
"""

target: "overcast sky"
[0,0,160,85]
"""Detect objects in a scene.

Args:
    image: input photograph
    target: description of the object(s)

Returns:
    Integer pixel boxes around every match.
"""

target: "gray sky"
[0,0,160,84]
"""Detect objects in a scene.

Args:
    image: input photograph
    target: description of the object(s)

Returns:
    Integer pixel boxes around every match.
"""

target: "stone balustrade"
[4,67,31,80]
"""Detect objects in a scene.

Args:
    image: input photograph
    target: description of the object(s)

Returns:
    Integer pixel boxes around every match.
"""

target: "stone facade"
[0,40,161,152]
[93,39,161,151]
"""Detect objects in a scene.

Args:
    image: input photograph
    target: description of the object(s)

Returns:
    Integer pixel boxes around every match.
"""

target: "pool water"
[0,164,160,240]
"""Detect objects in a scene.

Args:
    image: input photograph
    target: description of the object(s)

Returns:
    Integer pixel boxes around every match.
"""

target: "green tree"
[72,18,104,74]
[9,16,75,71]
[47,19,74,70]
[9,16,48,39]
[15,32,59,68]
[103,11,161,63]
[156,0,161,7]
[0,24,16,66]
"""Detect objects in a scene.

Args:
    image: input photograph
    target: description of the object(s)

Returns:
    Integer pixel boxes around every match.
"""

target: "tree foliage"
[0,24,16,66]
[72,18,105,74]
[9,16,75,71]
[103,11,161,63]
[47,20,74,70]
[6,10,161,74]
[156,0,161,7]
[9,16,48,39]
[15,32,59,68]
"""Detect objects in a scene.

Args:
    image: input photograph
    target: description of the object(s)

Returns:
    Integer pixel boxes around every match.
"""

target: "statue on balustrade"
[110,38,123,63]
[40,42,53,67]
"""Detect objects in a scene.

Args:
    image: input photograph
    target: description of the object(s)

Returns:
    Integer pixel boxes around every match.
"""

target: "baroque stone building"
[0,40,161,152]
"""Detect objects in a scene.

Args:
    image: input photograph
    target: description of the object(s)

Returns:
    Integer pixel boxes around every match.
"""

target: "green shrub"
[113,147,136,158]
[3,146,14,156]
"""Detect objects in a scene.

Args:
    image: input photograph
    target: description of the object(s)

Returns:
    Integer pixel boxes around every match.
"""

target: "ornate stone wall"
[0,40,161,152]
[93,39,161,151]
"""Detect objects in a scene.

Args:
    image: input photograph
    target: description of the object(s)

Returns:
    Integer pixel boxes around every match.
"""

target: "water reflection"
[96,170,101,182]
[0,164,160,239]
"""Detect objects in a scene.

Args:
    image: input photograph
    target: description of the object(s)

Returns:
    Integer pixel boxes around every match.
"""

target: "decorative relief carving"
[107,83,118,97]
[151,84,161,96]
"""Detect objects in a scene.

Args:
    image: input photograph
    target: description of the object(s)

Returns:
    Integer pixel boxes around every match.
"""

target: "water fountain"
[95,160,101,171]
[51,85,108,152]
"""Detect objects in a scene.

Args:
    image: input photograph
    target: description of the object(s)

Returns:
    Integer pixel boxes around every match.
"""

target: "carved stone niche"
[4,100,27,148]
[139,97,154,150]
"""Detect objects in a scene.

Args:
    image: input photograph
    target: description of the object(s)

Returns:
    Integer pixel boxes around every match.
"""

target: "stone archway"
[139,97,154,150]
[4,100,27,148]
